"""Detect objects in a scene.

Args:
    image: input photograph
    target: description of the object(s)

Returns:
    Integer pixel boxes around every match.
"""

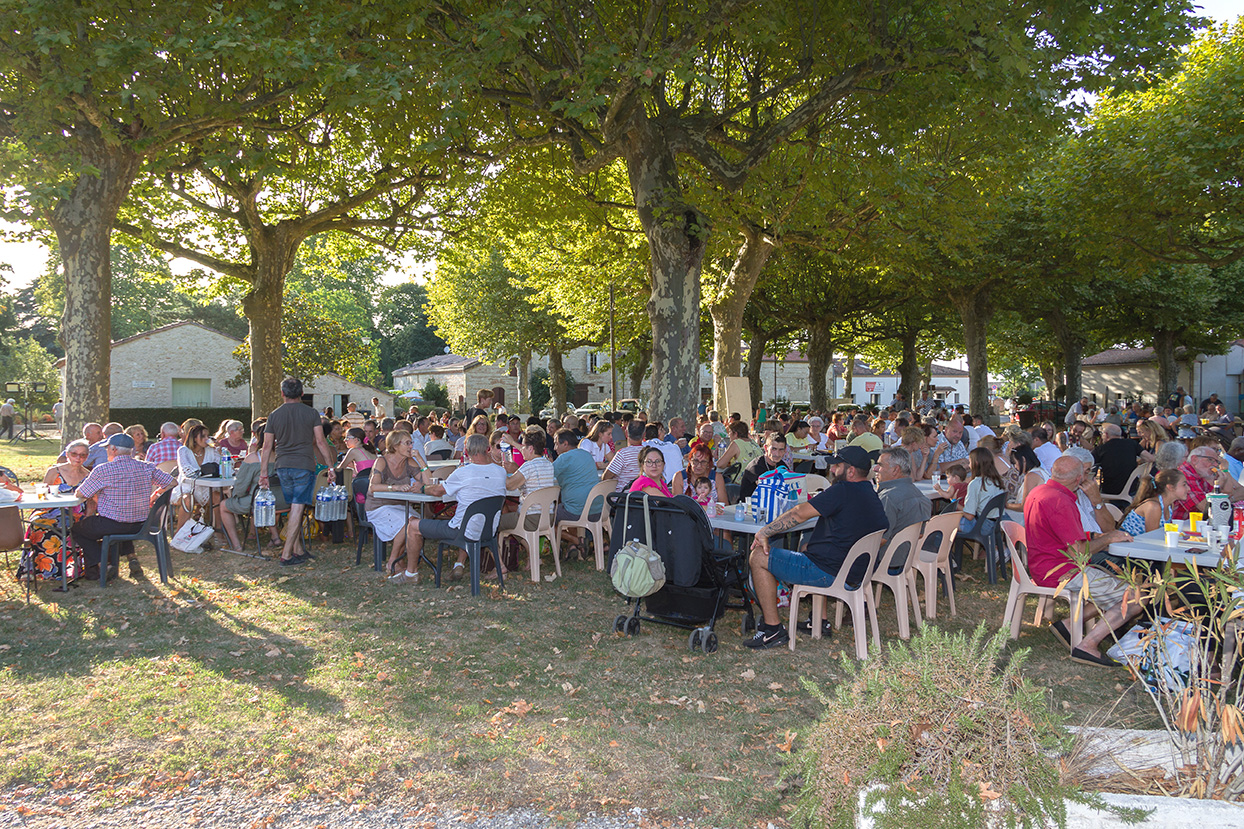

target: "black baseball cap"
[825,444,873,472]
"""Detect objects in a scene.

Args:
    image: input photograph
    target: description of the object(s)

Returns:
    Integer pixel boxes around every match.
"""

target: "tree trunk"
[1039,363,1059,399]
[48,140,141,445]
[628,342,651,399]
[844,352,856,401]
[621,117,707,424]
[806,320,833,411]
[1048,310,1085,405]
[516,349,530,410]
[709,229,774,407]
[242,233,300,419]
[745,332,768,412]
[548,345,566,414]
[1153,329,1178,404]
[952,288,994,416]
[897,329,921,408]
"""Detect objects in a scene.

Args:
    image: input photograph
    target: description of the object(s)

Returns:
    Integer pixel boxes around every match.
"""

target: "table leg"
[52,506,70,593]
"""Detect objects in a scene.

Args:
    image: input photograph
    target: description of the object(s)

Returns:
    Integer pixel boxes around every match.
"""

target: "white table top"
[1,493,84,510]
[192,476,236,488]
[427,459,459,470]
[1109,527,1233,569]
[374,488,518,505]
[708,512,816,535]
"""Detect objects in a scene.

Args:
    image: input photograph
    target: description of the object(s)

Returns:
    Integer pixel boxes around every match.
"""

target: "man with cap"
[744,445,889,649]
[0,398,14,439]
[72,433,176,582]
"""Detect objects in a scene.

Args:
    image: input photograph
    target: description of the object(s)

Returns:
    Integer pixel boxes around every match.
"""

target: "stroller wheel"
[624,616,640,637]
[613,614,627,633]
[688,629,702,652]
[702,631,718,654]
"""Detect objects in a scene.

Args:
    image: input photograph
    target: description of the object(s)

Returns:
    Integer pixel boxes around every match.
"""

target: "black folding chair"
[954,491,1008,584]
[433,495,505,596]
[100,490,174,586]
[353,496,386,571]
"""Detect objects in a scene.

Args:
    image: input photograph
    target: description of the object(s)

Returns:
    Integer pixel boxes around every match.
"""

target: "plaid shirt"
[77,456,175,523]
[145,437,181,466]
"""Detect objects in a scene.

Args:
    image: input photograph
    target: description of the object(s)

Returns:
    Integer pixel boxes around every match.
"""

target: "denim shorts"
[767,547,836,588]
[276,467,315,506]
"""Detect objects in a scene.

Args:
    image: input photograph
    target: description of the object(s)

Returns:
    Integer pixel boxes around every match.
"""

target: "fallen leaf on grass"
[740,669,755,680]
[777,731,796,753]
[767,682,783,690]
[978,782,1002,801]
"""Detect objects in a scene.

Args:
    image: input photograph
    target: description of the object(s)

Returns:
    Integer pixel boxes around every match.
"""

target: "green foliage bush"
[419,379,451,409]
[784,623,1122,829]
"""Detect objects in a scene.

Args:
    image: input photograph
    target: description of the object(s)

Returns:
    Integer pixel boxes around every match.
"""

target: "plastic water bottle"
[314,487,330,521]
[220,453,233,479]
[734,503,744,522]
[334,485,348,520]
[254,487,275,527]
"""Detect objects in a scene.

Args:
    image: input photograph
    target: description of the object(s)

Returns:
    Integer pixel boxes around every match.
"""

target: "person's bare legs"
[281,502,305,561]
[748,548,782,626]
[386,529,407,575]
[220,506,243,550]
[1078,589,1144,657]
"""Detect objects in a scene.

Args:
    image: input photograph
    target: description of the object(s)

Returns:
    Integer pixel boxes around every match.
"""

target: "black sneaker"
[280,553,310,567]
[796,618,834,637]
[743,626,790,650]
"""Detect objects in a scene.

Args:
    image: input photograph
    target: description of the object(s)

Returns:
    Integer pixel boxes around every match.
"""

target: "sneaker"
[388,571,419,585]
[280,553,310,567]
[743,625,789,650]
[449,562,465,582]
[128,558,144,578]
[796,618,833,637]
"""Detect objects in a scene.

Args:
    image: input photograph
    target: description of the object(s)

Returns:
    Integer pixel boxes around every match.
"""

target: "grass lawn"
[0,445,1163,823]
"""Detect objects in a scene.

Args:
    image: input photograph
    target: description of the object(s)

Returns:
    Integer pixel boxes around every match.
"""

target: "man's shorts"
[1064,566,1130,613]
[275,467,314,506]
[766,547,836,589]
[418,518,460,541]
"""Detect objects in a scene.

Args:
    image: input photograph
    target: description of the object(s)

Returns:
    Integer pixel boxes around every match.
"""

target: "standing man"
[259,377,336,566]
[370,396,386,418]
[463,388,494,426]
[52,398,64,432]
[72,434,176,583]
[0,398,14,439]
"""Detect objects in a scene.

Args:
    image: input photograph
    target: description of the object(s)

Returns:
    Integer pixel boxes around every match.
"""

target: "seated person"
[676,444,727,507]
[422,424,455,459]
[932,463,968,506]
[16,441,93,583]
[738,433,789,500]
[219,423,288,554]
[370,431,432,581]
[395,434,506,584]
[173,424,222,534]
[629,447,674,497]
[497,428,559,565]
[1024,456,1138,667]
[1118,468,1188,535]
[745,445,889,649]
[552,428,602,557]
[716,420,762,484]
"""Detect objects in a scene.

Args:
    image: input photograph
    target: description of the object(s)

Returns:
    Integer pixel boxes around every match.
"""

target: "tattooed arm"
[751,501,820,555]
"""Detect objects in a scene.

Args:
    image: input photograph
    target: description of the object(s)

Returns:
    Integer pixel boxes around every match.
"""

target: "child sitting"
[933,463,969,507]
[692,476,714,510]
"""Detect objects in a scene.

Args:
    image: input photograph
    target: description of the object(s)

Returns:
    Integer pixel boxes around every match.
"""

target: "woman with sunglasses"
[16,439,93,583]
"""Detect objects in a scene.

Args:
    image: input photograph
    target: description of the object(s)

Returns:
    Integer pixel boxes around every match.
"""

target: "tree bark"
[708,229,774,408]
[548,345,566,414]
[621,117,707,424]
[806,320,833,411]
[1153,329,1178,404]
[745,333,768,413]
[242,231,300,419]
[48,139,141,445]
[952,288,994,416]
[1039,363,1059,400]
[1048,309,1085,405]
[897,329,921,408]
[516,349,530,410]
[628,342,651,399]
[844,352,856,401]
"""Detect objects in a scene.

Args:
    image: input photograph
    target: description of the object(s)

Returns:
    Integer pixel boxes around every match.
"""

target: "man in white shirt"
[1031,426,1062,471]
[401,434,507,583]
[1064,396,1089,426]
[411,416,431,458]
[370,396,386,418]
[642,422,683,484]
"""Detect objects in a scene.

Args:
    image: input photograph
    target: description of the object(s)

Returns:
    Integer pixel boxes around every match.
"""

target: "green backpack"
[610,493,666,598]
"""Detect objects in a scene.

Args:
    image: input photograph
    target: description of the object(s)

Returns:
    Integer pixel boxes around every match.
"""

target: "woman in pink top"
[628,447,673,497]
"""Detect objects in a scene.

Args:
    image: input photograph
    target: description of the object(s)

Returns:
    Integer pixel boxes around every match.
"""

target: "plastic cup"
[715,502,725,516]
[1166,531,1179,546]
[1190,512,1202,532]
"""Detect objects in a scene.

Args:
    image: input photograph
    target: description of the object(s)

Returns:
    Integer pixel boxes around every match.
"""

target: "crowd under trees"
[0,2,1241,435]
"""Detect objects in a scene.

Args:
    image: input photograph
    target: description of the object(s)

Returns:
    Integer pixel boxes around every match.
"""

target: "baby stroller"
[606,492,751,653]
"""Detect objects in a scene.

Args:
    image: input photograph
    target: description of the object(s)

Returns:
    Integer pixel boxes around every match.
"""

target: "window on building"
[588,352,600,373]
[870,393,880,406]
[171,378,211,407]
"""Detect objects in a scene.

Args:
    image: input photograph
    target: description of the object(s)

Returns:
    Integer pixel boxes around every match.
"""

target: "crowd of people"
[13,379,1243,665]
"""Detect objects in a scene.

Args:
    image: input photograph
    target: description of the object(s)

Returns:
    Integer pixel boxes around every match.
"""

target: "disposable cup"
[1166,531,1180,546]
[1190,512,1202,532]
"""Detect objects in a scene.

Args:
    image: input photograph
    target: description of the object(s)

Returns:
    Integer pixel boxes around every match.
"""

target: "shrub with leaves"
[783,623,1118,829]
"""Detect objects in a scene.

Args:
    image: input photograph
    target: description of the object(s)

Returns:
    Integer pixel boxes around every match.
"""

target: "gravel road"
[0,787,730,829]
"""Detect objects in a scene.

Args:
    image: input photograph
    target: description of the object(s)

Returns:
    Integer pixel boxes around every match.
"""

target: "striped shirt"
[77,456,176,523]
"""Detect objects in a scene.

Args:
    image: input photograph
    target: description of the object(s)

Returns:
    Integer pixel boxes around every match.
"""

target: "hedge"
[108,407,255,439]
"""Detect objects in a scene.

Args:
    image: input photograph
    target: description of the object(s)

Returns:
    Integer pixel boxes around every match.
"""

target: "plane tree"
[422,0,1200,421]
[0,0,376,438]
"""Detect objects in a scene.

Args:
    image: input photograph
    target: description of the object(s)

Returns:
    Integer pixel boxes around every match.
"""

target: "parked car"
[574,402,608,416]
[617,398,642,412]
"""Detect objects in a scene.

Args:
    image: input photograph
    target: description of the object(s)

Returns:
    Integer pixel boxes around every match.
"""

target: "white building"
[1081,341,1244,412]
[60,321,397,415]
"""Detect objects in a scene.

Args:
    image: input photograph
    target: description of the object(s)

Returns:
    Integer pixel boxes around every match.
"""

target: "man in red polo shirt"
[1024,455,1139,667]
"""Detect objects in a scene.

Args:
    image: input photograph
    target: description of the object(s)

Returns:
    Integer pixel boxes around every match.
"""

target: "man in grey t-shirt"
[260,377,335,566]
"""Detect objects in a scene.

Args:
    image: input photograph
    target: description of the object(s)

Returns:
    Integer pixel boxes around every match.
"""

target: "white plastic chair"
[498,485,561,582]
[912,511,962,619]
[556,479,613,570]
[999,520,1084,648]
[868,522,925,640]
[788,529,887,659]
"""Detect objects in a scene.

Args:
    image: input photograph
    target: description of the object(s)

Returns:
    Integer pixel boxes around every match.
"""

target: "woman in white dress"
[174,424,222,532]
